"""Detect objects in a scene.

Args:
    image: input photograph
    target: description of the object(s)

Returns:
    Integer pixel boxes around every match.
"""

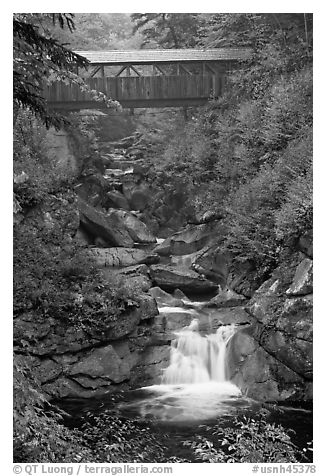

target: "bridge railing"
[44,74,222,106]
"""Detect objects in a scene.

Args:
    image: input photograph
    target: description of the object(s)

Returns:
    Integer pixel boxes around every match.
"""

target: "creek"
[57,297,312,462]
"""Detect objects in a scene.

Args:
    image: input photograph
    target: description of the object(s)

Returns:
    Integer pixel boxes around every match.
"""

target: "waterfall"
[119,316,244,422]
[162,319,236,385]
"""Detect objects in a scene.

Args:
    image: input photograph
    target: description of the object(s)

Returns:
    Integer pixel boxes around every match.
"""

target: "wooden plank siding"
[45,74,222,110]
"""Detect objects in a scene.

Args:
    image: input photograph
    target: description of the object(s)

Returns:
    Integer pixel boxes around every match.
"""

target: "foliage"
[13,219,137,334]
[13,110,74,208]
[13,13,88,128]
[13,356,94,462]
[184,416,305,463]
[131,13,202,48]
[145,13,313,274]
[81,411,167,463]
[51,13,142,50]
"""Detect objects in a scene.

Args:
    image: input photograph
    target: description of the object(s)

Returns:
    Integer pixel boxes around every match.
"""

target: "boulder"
[78,198,134,247]
[151,310,195,342]
[149,264,218,294]
[286,258,313,296]
[228,327,309,402]
[153,222,221,256]
[231,252,313,401]
[170,250,202,268]
[68,344,130,383]
[149,286,184,308]
[102,264,153,293]
[128,188,151,211]
[208,288,247,308]
[192,245,230,286]
[104,190,130,210]
[297,229,313,258]
[90,247,160,267]
[108,209,156,244]
[227,259,259,298]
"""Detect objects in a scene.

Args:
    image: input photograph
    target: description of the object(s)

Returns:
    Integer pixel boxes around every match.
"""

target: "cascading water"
[162,319,236,385]
[119,312,247,422]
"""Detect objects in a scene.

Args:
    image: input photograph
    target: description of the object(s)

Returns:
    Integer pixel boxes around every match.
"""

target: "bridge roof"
[75,48,251,65]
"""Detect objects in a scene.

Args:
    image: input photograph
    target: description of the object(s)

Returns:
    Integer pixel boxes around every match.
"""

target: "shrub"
[14,356,94,463]
[183,416,306,463]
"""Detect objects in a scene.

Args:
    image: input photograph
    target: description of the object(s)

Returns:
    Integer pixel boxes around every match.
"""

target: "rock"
[68,344,130,383]
[153,222,221,256]
[151,310,195,342]
[191,210,225,224]
[205,307,252,329]
[104,190,130,210]
[33,358,62,384]
[104,265,153,293]
[297,229,313,258]
[232,252,313,401]
[78,198,134,247]
[149,286,184,307]
[149,264,218,294]
[108,210,156,244]
[129,345,171,387]
[208,288,247,308]
[128,187,151,211]
[170,250,202,268]
[227,259,259,298]
[74,227,93,245]
[90,247,159,267]
[173,289,190,300]
[286,258,313,296]
[192,245,230,286]
[228,327,308,402]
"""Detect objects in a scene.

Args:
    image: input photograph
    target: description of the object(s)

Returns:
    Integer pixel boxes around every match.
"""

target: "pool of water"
[57,385,313,462]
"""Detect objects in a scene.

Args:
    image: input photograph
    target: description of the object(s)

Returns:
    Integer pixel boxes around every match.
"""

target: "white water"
[162,319,237,385]
[119,316,245,422]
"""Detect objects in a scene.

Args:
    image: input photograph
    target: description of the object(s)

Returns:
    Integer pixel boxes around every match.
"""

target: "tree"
[131,13,201,48]
[13,13,88,128]
[50,13,142,51]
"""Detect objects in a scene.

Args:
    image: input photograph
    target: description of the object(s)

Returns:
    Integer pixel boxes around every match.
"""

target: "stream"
[56,297,313,462]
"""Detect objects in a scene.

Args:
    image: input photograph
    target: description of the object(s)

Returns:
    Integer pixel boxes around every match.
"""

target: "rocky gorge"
[13,123,313,406]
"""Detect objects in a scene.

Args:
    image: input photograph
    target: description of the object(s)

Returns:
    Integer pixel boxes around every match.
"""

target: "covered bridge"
[44,48,251,110]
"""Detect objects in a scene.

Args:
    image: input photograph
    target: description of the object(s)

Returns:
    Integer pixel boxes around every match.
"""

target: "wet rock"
[151,311,194,343]
[129,345,171,387]
[78,198,134,247]
[90,247,159,267]
[149,286,184,307]
[149,264,218,294]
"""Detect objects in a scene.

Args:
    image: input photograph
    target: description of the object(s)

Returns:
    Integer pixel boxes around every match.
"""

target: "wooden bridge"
[44,48,251,110]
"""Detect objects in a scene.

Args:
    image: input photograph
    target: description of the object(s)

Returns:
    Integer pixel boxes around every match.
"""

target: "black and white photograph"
[11,7,315,471]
